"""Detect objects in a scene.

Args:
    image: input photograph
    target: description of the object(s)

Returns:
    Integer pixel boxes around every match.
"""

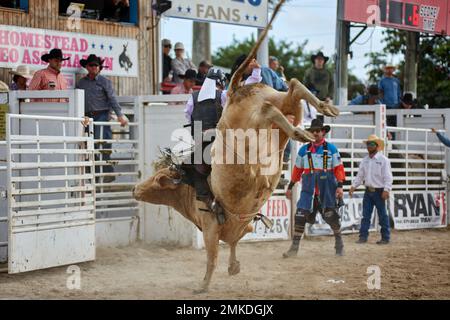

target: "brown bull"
[133,0,340,293]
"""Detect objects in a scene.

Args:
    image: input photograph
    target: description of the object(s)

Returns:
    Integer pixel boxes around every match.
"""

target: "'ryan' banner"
[0,24,138,78]
[164,0,269,28]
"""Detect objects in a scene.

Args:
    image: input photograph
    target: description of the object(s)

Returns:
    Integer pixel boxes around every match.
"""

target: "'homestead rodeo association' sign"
[164,0,269,28]
[0,24,138,77]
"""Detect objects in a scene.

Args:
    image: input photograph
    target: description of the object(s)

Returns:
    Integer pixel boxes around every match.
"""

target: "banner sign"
[343,0,449,36]
[242,196,290,241]
[164,0,269,28]
[389,191,447,229]
[0,24,138,77]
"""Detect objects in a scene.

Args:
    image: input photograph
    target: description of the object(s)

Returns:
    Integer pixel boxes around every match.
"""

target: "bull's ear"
[156,174,178,189]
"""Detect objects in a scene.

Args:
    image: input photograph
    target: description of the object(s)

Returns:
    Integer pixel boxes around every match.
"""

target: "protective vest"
[191,90,223,134]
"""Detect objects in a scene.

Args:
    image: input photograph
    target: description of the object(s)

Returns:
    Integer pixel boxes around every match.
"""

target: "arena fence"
[1,92,449,270]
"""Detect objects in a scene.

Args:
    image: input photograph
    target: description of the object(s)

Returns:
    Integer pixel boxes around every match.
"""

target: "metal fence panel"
[6,114,95,273]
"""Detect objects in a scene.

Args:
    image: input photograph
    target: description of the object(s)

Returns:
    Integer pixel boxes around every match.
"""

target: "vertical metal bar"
[36,119,41,207]
[425,131,428,191]
[63,121,68,208]
[137,96,145,241]
[351,126,354,185]
[406,129,409,191]
[6,115,13,272]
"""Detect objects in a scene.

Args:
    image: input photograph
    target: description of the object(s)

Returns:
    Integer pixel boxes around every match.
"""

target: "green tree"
[212,36,365,101]
[364,52,388,84]
[212,35,313,81]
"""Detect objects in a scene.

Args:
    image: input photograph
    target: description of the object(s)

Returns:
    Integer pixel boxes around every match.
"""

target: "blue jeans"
[92,110,113,173]
[360,190,390,240]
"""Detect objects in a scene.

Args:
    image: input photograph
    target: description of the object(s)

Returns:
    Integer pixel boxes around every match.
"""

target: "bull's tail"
[227,0,286,97]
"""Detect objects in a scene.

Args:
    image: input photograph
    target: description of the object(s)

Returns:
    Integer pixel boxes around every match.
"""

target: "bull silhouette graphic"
[119,43,133,72]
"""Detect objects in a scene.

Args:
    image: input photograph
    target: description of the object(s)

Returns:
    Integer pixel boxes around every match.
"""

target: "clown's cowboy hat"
[41,48,70,62]
[307,118,331,133]
[80,54,106,70]
[364,134,385,151]
[9,65,33,79]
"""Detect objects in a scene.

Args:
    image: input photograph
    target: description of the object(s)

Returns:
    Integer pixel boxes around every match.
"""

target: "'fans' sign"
[164,0,269,28]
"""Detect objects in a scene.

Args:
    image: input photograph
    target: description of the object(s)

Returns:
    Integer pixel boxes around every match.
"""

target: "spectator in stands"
[231,54,287,91]
[196,60,212,86]
[77,54,128,183]
[400,92,417,109]
[304,51,334,102]
[171,69,197,95]
[379,65,402,139]
[269,56,287,82]
[103,0,130,22]
[379,65,402,109]
[349,84,382,105]
[162,39,172,83]
[9,65,33,91]
[431,128,450,148]
[171,42,196,84]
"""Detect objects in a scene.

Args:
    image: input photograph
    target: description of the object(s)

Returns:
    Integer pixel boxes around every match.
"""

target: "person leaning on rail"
[76,54,128,183]
[431,128,450,148]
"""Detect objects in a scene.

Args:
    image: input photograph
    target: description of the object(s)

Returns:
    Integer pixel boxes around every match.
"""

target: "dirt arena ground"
[0,228,449,300]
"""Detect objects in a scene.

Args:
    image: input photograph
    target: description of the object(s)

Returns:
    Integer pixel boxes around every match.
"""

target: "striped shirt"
[29,66,68,102]
[76,74,123,117]
[291,141,346,183]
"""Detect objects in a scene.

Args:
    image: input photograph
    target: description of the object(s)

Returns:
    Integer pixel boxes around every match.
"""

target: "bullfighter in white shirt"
[349,134,393,244]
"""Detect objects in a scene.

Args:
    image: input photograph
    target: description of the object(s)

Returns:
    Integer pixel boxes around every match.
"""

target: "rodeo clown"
[283,118,345,258]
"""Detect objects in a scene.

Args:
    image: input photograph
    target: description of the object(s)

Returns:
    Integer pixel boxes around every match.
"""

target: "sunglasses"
[367,142,378,147]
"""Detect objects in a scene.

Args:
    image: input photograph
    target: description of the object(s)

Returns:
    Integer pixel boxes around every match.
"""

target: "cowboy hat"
[9,65,33,79]
[0,80,9,93]
[307,118,331,133]
[311,51,329,64]
[364,134,385,151]
[41,48,70,62]
[384,64,396,69]
[401,92,415,105]
[174,42,185,50]
[162,39,172,47]
[80,54,105,69]
[179,69,197,81]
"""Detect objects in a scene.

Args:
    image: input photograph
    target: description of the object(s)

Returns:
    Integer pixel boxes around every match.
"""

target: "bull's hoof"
[193,287,208,295]
[228,261,241,276]
[321,103,340,117]
[282,245,299,258]
[292,128,314,143]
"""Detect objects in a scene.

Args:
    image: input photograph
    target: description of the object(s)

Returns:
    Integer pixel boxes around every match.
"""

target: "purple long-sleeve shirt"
[184,68,262,122]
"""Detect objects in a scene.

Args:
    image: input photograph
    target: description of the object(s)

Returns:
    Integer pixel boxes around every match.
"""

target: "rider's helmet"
[206,68,227,88]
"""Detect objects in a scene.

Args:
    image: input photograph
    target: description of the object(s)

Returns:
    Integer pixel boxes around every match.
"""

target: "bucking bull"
[133,0,340,293]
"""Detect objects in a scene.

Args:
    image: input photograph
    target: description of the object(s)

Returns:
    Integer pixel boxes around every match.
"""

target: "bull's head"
[133,168,179,205]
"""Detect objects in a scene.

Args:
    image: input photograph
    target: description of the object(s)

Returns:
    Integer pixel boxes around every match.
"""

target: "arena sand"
[0,228,449,299]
